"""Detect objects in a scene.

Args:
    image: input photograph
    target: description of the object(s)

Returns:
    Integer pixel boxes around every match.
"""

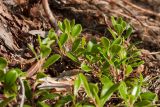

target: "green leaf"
[23,105,32,107]
[71,19,75,28]
[54,95,73,107]
[24,80,32,100]
[117,17,123,25]
[140,92,157,101]
[38,35,42,46]
[81,63,91,72]
[122,21,127,30]
[36,72,47,79]
[108,28,117,39]
[119,81,128,100]
[72,38,81,52]
[134,100,151,107]
[5,69,18,86]
[0,57,7,70]
[126,65,133,76]
[101,37,110,52]
[58,21,65,32]
[124,27,132,39]
[79,73,91,97]
[87,41,94,52]
[114,24,123,36]
[74,75,81,95]
[81,37,86,48]
[48,29,56,40]
[64,19,71,33]
[37,102,50,107]
[71,24,82,37]
[43,54,61,69]
[112,37,122,45]
[111,16,117,26]
[59,33,68,46]
[28,44,38,59]
[100,83,119,106]
[131,61,144,67]
[89,83,100,105]
[40,92,59,101]
[109,44,122,56]
[66,52,79,63]
[40,45,51,58]
[100,76,113,98]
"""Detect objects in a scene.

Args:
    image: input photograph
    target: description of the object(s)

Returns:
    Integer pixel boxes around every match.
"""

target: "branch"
[42,0,58,32]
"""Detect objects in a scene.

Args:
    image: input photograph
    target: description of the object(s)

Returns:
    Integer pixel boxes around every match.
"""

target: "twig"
[122,0,160,18]
[27,58,45,77]
[19,78,25,107]
[149,51,160,55]
[42,0,58,32]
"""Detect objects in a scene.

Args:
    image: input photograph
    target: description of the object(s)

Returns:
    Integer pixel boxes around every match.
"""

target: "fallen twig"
[42,0,58,32]
[19,78,25,107]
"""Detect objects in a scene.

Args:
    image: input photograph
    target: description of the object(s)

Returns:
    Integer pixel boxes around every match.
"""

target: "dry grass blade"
[27,58,45,77]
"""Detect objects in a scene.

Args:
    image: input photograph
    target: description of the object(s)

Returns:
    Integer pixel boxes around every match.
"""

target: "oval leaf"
[81,63,91,72]
[43,54,61,69]
[71,24,82,37]
[59,33,68,46]
[40,45,51,58]
[5,69,18,86]
[72,38,81,52]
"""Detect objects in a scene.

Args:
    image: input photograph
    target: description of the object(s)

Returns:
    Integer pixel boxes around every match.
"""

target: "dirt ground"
[0,0,160,99]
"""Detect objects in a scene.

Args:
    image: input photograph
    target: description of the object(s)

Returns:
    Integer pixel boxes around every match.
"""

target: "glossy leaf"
[79,73,91,97]
[66,52,79,63]
[64,19,71,33]
[111,16,117,26]
[54,95,73,107]
[101,37,110,52]
[81,63,91,72]
[89,83,100,105]
[74,75,81,95]
[108,28,117,39]
[28,44,38,59]
[71,19,75,28]
[100,76,113,98]
[59,33,68,46]
[140,92,157,101]
[112,37,122,45]
[40,45,51,58]
[43,54,61,69]
[72,38,81,52]
[24,80,32,100]
[100,83,119,106]
[126,65,133,76]
[58,21,65,32]
[124,27,132,39]
[48,29,56,40]
[109,44,122,56]
[119,81,128,100]
[87,41,94,52]
[5,69,18,86]
[134,100,151,107]
[71,24,82,37]
[37,102,50,107]
[115,24,123,36]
